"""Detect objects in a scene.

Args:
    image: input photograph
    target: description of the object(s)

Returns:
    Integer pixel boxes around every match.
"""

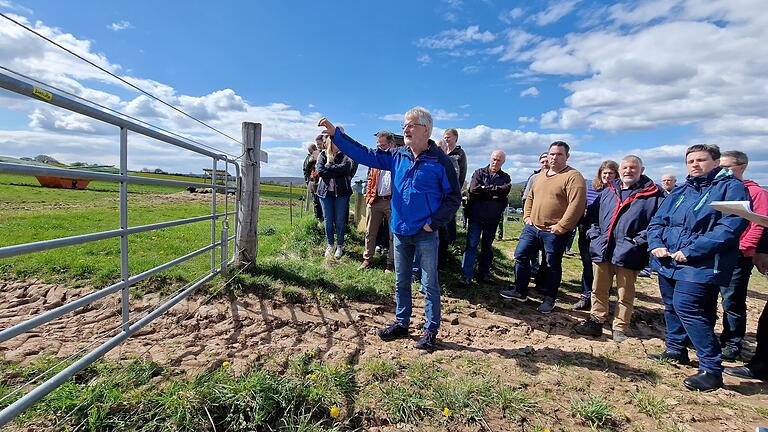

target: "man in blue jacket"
[317,107,461,351]
[646,144,750,392]
[574,155,663,342]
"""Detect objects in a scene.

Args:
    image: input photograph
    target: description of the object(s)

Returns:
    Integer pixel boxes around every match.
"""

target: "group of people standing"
[309,106,767,392]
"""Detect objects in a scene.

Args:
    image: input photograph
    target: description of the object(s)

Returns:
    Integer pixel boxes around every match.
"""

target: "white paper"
[710,201,768,227]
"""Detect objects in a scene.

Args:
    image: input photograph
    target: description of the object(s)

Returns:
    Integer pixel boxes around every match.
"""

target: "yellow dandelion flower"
[309,350,316,357]
[306,373,316,380]
[330,406,340,418]
[222,361,230,367]
[442,407,451,417]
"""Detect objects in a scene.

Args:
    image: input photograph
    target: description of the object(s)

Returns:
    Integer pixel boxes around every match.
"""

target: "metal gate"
[0,71,242,426]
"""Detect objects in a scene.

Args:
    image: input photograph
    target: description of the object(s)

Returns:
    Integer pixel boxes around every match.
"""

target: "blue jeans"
[513,224,568,300]
[394,230,440,331]
[318,194,350,246]
[462,220,499,280]
[658,275,722,374]
[578,226,593,299]
[719,254,752,352]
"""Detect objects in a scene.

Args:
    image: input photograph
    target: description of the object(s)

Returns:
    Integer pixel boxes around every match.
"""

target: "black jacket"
[316,151,354,198]
[466,166,511,224]
[448,145,468,187]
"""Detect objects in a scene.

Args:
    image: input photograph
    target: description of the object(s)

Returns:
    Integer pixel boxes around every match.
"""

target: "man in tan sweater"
[500,141,586,313]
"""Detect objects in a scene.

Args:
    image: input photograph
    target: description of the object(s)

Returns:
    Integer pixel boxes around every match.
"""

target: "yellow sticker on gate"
[32,87,53,101]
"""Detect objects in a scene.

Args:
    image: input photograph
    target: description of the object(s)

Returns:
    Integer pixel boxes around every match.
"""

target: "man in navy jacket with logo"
[575,155,663,342]
[318,107,461,351]
[646,144,749,392]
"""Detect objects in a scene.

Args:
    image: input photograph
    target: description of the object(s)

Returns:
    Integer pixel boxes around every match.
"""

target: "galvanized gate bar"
[0,162,228,190]
[0,270,220,427]
[0,212,237,259]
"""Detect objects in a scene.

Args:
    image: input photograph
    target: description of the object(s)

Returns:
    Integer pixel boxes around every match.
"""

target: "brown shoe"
[358,260,371,270]
[385,264,394,274]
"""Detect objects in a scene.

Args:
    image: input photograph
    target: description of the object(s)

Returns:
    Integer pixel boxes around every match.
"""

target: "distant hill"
[0,155,55,167]
[261,177,305,186]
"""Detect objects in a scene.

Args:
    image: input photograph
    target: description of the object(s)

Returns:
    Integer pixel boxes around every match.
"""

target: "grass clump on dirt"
[631,388,667,420]
[571,394,617,430]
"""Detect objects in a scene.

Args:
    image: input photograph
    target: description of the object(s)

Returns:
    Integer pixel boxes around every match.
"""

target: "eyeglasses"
[402,123,426,130]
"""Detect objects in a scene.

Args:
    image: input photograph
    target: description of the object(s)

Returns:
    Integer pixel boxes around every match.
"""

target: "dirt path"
[2,274,768,430]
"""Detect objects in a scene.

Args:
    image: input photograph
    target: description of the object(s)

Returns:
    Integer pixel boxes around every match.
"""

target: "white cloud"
[532,0,581,26]
[0,0,33,15]
[518,116,536,123]
[417,25,496,49]
[0,14,325,177]
[520,86,540,97]
[379,113,403,122]
[609,0,683,25]
[416,54,432,65]
[108,20,133,32]
[500,8,525,24]
[462,65,481,73]
[432,124,575,181]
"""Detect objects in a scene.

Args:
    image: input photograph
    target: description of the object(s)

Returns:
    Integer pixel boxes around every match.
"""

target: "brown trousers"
[363,198,393,265]
[590,262,639,332]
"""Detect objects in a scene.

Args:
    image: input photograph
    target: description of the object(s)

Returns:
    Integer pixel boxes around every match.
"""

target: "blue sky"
[1,0,766,184]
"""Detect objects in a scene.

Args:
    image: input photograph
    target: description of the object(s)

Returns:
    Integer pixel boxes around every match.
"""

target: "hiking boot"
[683,371,722,392]
[334,246,343,259]
[612,330,628,343]
[537,297,555,314]
[358,260,371,270]
[500,288,528,302]
[575,317,603,337]
[721,346,740,361]
[572,297,591,311]
[415,330,437,351]
[324,245,334,257]
[648,351,690,365]
[377,322,409,341]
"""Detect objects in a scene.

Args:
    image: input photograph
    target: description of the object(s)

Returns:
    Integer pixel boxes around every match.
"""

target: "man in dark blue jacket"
[647,144,750,392]
[318,107,461,351]
[461,150,511,282]
[575,155,663,342]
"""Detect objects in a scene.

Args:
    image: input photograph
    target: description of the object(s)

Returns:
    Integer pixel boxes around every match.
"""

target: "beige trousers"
[590,262,639,332]
[363,198,393,265]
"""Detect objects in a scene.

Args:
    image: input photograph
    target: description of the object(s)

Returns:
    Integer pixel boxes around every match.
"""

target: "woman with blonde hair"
[573,160,619,310]
[316,137,356,258]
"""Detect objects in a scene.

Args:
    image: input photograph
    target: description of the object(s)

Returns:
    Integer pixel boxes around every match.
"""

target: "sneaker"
[334,246,343,259]
[377,322,409,341]
[572,297,591,311]
[683,371,722,392]
[537,297,555,314]
[357,260,371,270]
[612,330,628,343]
[415,330,437,351]
[721,346,740,361]
[574,317,603,337]
[648,351,690,365]
[500,288,528,302]
[324,245,334,257]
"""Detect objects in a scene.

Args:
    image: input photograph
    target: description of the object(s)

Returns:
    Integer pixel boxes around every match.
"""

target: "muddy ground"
[2,264,768,431]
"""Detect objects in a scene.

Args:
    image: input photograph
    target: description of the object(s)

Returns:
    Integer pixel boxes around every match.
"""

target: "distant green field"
[0,173,310,290]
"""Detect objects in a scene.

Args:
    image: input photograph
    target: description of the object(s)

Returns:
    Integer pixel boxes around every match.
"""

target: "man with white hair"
[462,150,511,282]
[318,107,461,351]
[575,155,664,342]
[660,173,677,196]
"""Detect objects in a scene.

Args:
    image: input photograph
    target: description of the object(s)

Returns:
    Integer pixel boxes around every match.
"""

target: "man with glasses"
[500,142,586,313]
[318,107,461,351]
[717,150,768,361]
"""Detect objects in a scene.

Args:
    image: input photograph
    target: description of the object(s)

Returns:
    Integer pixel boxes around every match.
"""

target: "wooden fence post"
[237,122,264,265]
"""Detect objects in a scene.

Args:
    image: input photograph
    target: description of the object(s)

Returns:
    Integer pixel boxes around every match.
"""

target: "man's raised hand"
[318,118,336,137]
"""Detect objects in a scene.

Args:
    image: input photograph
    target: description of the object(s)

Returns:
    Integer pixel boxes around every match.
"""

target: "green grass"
[571,394,616,430]
[631,388,667,420]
